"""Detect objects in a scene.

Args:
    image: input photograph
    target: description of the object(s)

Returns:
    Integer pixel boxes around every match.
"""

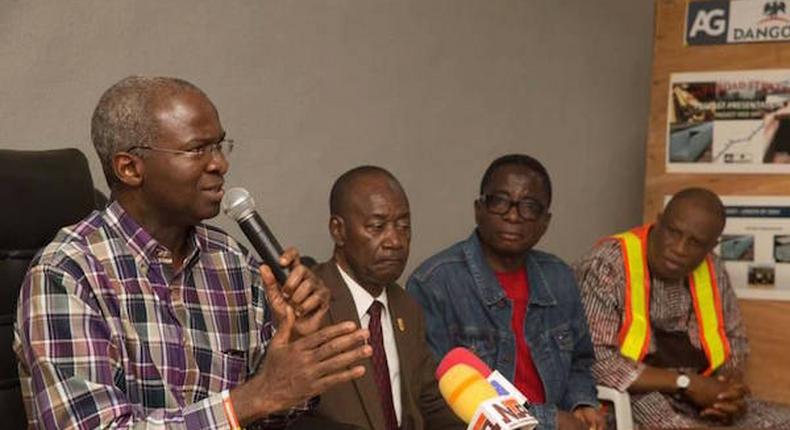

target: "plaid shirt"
[14,201,308,429]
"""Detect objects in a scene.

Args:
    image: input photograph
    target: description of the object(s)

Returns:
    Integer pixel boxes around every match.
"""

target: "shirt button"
[497,300,507,309]
[156,250,173,264]
[503,356,512,364]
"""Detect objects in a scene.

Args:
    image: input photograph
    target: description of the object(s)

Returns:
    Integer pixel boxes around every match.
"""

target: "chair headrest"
[0,148,98,251]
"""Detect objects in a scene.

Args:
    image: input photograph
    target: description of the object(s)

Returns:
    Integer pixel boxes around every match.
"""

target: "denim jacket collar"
[462,230,558,307]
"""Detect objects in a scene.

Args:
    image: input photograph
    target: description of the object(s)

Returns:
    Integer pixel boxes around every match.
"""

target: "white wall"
[0,0,654,274]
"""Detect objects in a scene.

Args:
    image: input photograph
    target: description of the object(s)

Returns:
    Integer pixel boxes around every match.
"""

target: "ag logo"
[686,0,730,45]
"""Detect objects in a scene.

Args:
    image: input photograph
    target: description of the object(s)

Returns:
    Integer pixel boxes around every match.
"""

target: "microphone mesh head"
[437,363,498,423]
[436,347,493,380]
[222,187,256,221]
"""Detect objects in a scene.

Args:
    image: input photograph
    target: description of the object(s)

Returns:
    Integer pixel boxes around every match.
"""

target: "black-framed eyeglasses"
[479,193,546,221]
[129,138,234,159]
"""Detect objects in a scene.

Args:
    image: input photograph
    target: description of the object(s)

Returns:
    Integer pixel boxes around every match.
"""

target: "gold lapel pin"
[397,318,406,332]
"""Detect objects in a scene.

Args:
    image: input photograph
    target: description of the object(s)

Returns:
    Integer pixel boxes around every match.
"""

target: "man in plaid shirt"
[14,76,372,429]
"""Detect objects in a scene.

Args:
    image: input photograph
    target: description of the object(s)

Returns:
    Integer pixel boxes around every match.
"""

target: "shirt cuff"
[570,400,599,412]
[593,355,646,392]
[184,392,233,430]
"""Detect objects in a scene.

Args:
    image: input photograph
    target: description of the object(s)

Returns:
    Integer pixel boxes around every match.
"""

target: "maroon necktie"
[367,300,399,430]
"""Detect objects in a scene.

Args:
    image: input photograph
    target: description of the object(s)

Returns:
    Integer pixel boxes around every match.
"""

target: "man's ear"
[113,152,144,188]
[329,215,346,247]
[473,198,483,226]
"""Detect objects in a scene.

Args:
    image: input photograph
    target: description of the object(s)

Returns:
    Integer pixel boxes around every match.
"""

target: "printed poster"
[667,69,790,174]
[719,196,790,300]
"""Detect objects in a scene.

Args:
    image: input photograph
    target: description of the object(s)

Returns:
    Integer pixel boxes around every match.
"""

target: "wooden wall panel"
[646,0,790,403]
[740,300,790,403]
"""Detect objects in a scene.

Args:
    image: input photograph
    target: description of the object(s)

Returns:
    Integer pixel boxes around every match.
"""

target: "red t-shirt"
[495,268,546,404]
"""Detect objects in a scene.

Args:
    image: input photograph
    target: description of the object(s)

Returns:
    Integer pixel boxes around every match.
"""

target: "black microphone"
[222,187,289,285]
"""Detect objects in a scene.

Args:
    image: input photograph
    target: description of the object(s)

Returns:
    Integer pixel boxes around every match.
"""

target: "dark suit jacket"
[313,261,464,430]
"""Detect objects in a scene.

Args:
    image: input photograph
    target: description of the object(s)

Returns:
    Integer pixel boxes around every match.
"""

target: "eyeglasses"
[479,194,546,221]
[129,139,234,159]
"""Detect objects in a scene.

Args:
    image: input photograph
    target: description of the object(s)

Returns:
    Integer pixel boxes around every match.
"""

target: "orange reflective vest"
[610,224,730,375]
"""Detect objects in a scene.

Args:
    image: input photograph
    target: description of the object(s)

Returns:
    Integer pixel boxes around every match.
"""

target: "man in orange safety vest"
[574,188,790,429]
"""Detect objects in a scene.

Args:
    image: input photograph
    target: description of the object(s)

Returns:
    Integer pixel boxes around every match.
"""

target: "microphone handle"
[239,211,290,285]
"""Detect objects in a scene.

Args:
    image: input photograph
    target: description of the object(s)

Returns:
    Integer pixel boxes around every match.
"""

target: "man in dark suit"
[312,166,463,430]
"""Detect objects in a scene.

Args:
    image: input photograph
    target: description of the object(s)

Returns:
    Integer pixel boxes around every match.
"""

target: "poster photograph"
[666,69,790,174]
[718,195,790,300]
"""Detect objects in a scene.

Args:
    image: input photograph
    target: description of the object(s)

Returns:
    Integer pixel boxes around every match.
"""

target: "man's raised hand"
[260,247,330,337]
[231,314,371,424]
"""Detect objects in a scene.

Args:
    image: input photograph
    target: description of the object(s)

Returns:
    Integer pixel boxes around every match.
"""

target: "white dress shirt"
[337,264,402,425]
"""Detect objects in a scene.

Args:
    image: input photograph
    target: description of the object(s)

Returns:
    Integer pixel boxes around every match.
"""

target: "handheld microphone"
[438,363,500,423]
[436,348,538,430]
[437,348,529,406]
[222,187,289,285]
[436,347,492,379]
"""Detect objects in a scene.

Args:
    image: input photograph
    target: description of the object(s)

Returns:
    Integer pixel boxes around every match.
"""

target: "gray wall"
[0,1,653,274]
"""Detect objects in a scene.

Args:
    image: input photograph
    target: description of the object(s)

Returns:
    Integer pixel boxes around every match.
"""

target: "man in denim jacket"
[406,154,601,430]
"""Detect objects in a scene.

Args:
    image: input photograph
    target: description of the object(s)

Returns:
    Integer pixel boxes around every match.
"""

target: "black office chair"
[0,148,105,428]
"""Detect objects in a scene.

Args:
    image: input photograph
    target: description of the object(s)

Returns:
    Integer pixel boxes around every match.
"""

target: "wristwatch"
[675,371,691,393]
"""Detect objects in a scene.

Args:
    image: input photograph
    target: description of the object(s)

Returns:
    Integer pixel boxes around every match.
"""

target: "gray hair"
[90,76,206,189]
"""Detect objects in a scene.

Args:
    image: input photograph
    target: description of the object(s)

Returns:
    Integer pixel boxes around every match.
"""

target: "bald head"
[664,187,726,230]
[648,187,726,280]
[329,166,404,217]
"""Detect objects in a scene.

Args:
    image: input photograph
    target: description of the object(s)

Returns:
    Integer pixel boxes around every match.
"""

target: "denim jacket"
[406,232,598,429]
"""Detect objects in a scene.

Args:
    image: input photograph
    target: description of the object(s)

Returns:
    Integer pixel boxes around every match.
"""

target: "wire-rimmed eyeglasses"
[129,138,234,159]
